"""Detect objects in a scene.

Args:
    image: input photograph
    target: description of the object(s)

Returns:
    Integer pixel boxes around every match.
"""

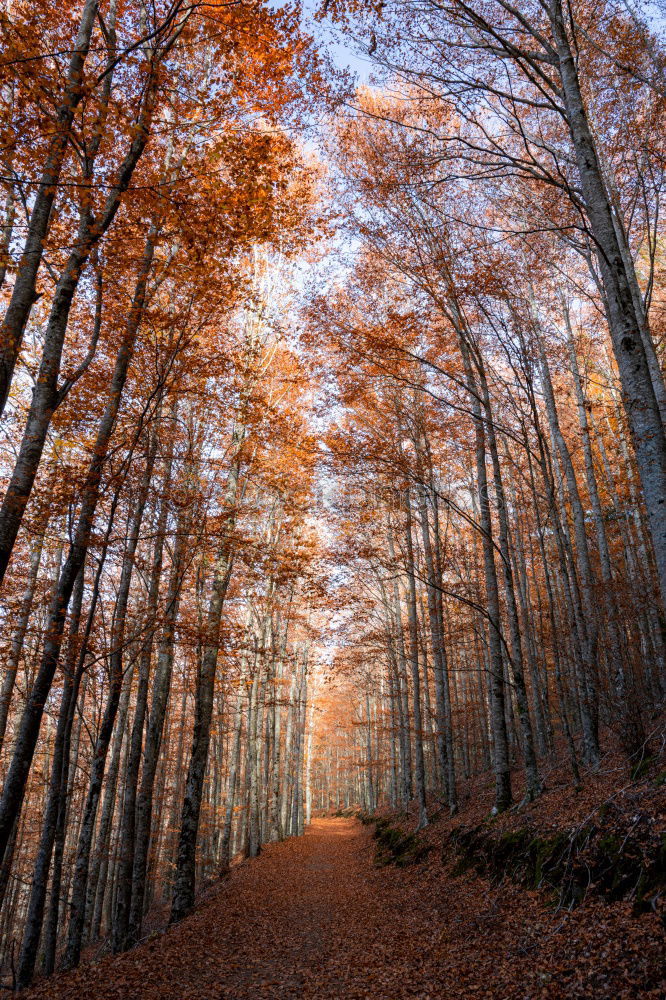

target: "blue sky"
[301,0,373,83]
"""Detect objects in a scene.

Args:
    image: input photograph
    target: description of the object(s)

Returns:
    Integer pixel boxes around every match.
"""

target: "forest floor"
[24,763,665,1000]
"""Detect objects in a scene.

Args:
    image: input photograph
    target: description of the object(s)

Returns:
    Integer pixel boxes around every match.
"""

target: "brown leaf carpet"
[24,818,665,999]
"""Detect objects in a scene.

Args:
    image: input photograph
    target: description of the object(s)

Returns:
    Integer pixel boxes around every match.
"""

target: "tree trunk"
[0,230,156,866]
[460,338,512,812]
[128,509,189,946]
[416,479,457,812]
[15,567,85,989]
[0,529,45,752]
[0,110,160,586]
[475,352,541,800]
[551,0,666,612]
[404,491,428,829]
[170,449,241,923]
[0,0,100,414]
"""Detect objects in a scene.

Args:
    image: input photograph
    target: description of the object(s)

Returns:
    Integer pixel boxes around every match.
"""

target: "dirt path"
[25,817,664,1000]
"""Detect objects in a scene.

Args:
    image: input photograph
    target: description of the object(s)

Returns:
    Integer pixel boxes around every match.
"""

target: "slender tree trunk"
[128,512,189,946]
[62,656,133,968]
[41,541,108,977]
[0,0,100,414]
[564,313,642,753]
[460,338,512,812]
[269,649,285,842]
[281,671,296,836]
[85,666,134,942]
[0,111,160,586]
[404,491,428,829]
[534,325,601,767]
[0,529,46,752]
[475,353,541,800]
[15,567,85,989]
[246,656,262,858]
[218,679,245,872]
[170,450,241,923]
[112,423,173,952]
[428,487,458,812]
[550,0,666,612]
[416,479,457,812]
[0,232,156,866]
[386,528,413,805]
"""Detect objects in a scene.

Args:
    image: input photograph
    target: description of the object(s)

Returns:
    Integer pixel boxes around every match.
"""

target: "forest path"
[24,818,415,999]
[22,819,381,998]
[24,815,659,1000]
[26,816,464,1000]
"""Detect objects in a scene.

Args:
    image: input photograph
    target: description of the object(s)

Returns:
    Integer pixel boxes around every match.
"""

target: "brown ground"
[25,816,665,1000]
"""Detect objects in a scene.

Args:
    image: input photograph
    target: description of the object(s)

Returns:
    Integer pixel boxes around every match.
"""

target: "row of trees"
[305,0,666,818]
[0,0,329,988]
[1,0,666,988]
